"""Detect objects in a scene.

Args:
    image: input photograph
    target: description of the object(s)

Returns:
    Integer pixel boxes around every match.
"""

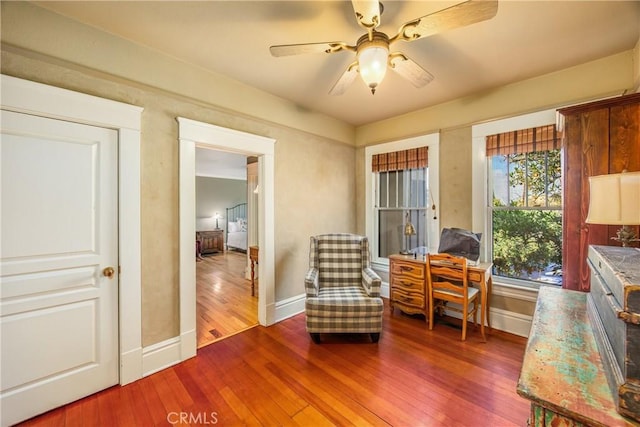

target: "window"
[487,125,563,286]
[365,134,439,266]
[375,167,429,257]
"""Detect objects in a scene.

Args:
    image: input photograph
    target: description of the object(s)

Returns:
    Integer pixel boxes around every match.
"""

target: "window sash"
[488,150,563,286]
[374,167,428,258]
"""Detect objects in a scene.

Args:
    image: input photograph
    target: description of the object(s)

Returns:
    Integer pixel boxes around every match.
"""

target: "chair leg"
[461,300,468,341]
[473,300,478,328]
[428,294,434,330]
[370,332,380,343]
[310,333,321,344]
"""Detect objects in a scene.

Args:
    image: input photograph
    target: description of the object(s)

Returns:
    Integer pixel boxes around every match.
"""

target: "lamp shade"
[586,171,640,225]
[358,44,388,93]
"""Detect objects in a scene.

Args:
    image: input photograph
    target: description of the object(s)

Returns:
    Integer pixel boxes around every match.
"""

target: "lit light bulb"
[358,44,388,94]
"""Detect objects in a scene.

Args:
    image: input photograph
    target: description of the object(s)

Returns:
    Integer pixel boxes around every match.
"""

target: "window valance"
[372,147,428,172]
[486,124,561,157]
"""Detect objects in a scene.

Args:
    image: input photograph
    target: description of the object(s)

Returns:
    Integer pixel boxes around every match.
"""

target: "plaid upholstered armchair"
[304,233,384,343]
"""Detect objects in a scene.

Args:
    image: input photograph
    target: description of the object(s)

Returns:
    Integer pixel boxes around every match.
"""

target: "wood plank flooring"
[196,251,258,348]
[20,301,531,426]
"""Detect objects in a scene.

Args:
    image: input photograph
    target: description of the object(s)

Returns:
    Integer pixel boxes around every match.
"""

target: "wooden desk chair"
[427,253,482,341]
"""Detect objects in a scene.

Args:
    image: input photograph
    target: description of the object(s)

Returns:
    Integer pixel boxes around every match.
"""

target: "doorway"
[1,75,143,426]
[178,117,275,361]
[194,148,259,347]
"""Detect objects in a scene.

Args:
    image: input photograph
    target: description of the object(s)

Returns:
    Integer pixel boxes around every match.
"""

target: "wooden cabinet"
[558,93,640,291]
[389,255,428,319]
[197,230,224,254]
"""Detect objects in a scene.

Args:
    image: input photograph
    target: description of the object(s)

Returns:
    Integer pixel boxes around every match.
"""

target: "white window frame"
[365,133,440,269]
[471,108,558,290]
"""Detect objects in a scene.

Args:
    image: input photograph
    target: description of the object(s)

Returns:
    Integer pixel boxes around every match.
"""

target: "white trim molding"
[178,117,276,363]
[142,337,182,377]
[471,108,558,262]
[274,294,305,323]
[1,74,144,385]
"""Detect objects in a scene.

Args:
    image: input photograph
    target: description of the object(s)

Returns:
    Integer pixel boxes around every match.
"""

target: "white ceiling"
[195,147,247,180]
[33,1,640,127]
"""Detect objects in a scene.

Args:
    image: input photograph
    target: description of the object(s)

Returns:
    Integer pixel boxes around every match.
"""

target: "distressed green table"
[517,286,638,427]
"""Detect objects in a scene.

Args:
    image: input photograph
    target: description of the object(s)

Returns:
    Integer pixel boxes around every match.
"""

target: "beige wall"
[1,3,356,346]
[439,127,473,230]
[3,1,638,343]
[355,51,636,249]
[0,2,354,146]
[633,36,640,91]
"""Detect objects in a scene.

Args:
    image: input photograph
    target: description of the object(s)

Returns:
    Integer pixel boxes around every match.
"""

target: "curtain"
[371,146,428,172]
[485,124,561,156]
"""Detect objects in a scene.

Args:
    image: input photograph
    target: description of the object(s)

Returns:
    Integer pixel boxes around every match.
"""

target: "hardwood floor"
[20,302,531,426]
[196,250,259,348]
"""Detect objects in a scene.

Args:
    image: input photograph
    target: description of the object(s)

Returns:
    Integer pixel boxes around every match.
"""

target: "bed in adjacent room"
[226,202,247,252]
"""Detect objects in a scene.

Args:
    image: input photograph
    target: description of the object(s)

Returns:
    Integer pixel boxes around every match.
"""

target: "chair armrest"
[362,267,381,297]
[305,268,319,297]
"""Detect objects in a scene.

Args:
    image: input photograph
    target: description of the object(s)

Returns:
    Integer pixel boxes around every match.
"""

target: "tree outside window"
[490,149,562,285]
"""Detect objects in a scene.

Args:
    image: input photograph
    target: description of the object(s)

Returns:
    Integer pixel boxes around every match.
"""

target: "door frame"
[178,117,275,360]
[1,75,144,385]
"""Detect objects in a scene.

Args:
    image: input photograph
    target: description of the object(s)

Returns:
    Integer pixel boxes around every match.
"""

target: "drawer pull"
[400,266,413,272]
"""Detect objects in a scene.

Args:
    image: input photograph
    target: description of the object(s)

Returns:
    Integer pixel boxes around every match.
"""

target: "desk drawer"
[391,289,425,309]
[391,276,424,293]
[390,260,425,280]
[467,271,481,283]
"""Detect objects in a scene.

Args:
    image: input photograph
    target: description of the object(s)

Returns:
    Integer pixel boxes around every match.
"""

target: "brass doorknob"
[103,267,115,278]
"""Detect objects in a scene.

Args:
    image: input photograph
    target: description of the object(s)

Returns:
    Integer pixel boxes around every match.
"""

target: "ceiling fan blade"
[329,61,359,96]
[352,0,381,31]
[389,53,434,88]
[270,42,354,57]
[390,0,498,43]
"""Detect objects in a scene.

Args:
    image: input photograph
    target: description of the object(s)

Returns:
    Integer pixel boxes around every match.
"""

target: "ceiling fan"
[270,0,498,95]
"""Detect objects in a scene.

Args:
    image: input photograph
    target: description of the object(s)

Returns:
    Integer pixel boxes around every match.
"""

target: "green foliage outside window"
[492,209,562,278]
[491,149,562,284]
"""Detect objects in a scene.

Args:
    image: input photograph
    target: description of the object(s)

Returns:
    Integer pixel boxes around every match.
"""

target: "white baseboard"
[443,306,532,338]
[180,328,197,360]
[488,307,532,337]
[139,291,532,379]
[142,337,182,377]
[274,293,305,322]
[381,282,390,299]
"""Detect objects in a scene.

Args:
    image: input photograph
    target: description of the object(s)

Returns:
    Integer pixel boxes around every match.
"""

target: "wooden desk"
[249,245,258,296]
[389,254,493,339]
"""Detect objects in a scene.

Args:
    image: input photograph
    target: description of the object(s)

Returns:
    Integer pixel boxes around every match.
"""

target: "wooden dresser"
[197,230,224,254]
[389,254,428,319]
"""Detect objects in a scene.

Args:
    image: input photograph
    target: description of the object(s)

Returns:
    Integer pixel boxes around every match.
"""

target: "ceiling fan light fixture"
[357,32,390,94]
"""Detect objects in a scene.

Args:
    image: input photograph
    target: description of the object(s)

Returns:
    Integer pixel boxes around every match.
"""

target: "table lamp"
[400,211,416,254]
[586,171,640,247]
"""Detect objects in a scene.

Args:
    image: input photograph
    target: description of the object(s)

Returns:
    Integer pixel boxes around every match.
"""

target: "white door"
[0,110,119,426]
